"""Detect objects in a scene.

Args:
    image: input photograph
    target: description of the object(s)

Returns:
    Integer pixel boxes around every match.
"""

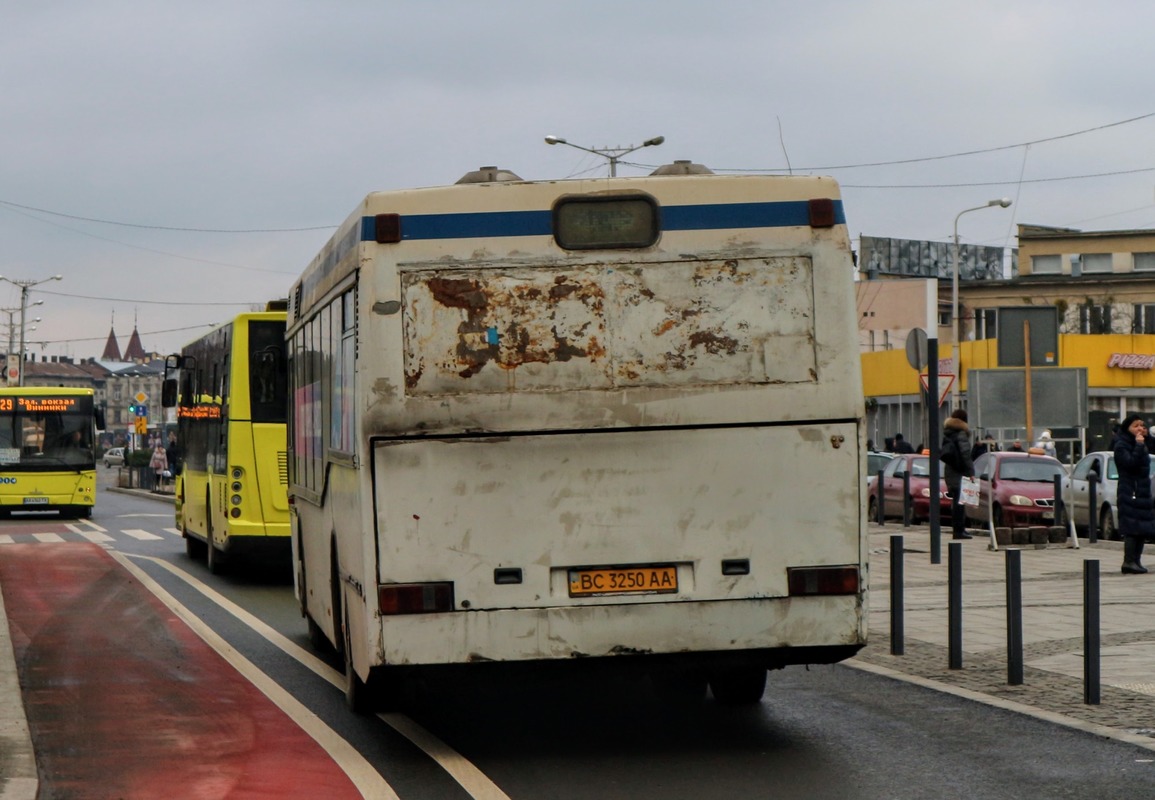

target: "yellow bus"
[289,163,868,711]
[163,309,289,573]
[0,387,102,519]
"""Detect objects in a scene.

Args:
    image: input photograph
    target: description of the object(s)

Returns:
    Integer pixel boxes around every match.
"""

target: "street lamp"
[544,134,665,177]
[0,275,62,386]
[951,200,1011,409]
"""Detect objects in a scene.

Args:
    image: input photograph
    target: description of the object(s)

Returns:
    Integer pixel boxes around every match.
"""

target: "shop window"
[1079,302,1112,334]
[1135,304,1155,334]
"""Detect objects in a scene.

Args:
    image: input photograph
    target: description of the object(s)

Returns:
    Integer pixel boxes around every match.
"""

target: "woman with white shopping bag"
[940,408,976,540]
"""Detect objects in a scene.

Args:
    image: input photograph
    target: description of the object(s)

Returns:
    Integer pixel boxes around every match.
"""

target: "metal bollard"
[949,541,963,670]
[1088,478,1098,544]
[1006,549,1023,685]
[877,470,886,525]
[1084,560,1101,705]
[903,469,912,528]
[1052,473,1064,533]
[890,534,904,655]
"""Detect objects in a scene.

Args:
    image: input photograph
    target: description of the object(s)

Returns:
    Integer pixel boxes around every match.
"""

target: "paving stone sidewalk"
[850,524,1155,743]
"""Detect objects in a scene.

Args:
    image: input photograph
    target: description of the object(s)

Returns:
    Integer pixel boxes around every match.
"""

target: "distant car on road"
[967,451,1065,528]
[102,447,125,467]
[1060,450,1155,540]
[866,454,951,524]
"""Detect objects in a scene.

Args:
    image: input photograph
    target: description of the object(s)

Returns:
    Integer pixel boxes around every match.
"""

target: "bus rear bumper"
[371,594,866,669]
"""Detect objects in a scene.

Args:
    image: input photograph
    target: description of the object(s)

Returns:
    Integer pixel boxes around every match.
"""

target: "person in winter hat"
[942,408,975,540]
[1115,414,1155,574]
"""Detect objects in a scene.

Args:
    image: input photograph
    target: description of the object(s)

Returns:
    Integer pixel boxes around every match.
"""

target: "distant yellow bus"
[163,309,289,572]
[0,387,102,519]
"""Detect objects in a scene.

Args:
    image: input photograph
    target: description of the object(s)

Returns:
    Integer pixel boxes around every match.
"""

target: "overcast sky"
[3,1,1154,360]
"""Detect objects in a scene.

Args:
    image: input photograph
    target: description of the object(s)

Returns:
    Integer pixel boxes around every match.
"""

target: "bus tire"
[185,533,206,560]
[709,667,767,705]
[205,492,224,574]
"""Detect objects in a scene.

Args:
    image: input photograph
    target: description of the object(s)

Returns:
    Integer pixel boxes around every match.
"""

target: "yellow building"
[860,224,1155,457]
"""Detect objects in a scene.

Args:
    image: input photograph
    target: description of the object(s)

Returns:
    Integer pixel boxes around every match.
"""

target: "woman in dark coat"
[1115,413,1155,574]
[942,408,975,540]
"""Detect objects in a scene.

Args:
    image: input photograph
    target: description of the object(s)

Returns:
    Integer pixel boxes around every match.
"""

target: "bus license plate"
[568,565,678,597]
[23,497,48,505]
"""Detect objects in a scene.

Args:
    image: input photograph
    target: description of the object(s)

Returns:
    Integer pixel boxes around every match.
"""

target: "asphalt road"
[6,471,1155,799]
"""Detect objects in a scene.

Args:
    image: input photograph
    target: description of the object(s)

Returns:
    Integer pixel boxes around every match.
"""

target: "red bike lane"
[0,543,363,799]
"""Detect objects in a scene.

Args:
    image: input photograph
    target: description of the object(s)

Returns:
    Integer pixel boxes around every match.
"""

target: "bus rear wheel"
[709,667,767,705]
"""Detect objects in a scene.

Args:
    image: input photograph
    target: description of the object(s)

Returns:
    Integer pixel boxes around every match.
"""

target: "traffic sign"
[919,373,955,407]
[134,391,148,404]
[134,417,147,435]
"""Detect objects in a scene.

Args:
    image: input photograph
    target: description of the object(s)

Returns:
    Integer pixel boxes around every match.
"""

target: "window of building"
[974,308,997,340]
[1081,253,1113,274]
[1079,302,1113,334]
[1135,252,1155,271]
[1032,254,1061,274]
[1135,304,1155,334]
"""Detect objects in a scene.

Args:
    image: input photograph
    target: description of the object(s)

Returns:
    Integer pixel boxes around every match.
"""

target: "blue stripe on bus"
[358,200,845,242]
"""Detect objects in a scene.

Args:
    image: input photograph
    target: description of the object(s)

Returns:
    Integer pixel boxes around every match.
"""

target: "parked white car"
[102,447,125,467]
[1060,450,1155,540]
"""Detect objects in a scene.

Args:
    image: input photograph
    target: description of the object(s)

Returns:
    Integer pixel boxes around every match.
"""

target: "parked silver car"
[1060,450,1155,540]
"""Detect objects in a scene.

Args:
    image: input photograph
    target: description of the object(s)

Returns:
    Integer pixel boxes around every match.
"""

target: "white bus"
[288,162,867,711]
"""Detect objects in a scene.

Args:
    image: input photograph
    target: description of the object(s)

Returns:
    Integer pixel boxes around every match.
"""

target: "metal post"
[890,535,904,656]
[902,468,912,528]
[928,336,942,565]
[876,470,886,524]
[948,541,963,669]
[1006,549,1023,685]
[1088,478,1098,544]
[1084,559,1101,705]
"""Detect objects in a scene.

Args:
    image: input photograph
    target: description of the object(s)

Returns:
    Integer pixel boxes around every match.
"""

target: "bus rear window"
[553,195,659,250]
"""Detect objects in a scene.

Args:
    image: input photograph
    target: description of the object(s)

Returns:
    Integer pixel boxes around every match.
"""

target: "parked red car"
[866,454,952,524]
[967,451,1066,528]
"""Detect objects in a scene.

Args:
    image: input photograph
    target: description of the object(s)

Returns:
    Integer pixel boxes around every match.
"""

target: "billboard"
[859,236,1017,281]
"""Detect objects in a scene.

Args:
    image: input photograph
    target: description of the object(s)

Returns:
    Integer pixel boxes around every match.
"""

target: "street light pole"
[544,134,665,176]
[0,275,62,386]
[951,199,1011,410]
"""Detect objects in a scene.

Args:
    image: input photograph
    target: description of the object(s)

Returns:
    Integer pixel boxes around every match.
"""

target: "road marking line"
[122,529,163,541]
[32,533,64,543]
[163,527,182,537]
[78,531,115,544]
[112,552,398,800]
[0,535,13,545]
[131,555,511,800]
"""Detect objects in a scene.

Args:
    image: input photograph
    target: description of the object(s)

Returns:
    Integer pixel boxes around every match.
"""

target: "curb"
[0,565,37,800]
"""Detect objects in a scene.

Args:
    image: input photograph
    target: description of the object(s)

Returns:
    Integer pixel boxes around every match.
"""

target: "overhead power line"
[0,199,338,233]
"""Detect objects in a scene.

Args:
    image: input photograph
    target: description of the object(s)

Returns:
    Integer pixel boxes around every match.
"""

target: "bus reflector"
[375,213,402,243]
[378,582,454,615]
[787,566,859,596]
[808,198,836,228]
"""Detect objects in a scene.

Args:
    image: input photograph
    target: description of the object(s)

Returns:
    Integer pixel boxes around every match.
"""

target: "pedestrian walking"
[1115,413,1155,574]
[149,443,168,493]
[892,433,915,454]
[940,408,975,540]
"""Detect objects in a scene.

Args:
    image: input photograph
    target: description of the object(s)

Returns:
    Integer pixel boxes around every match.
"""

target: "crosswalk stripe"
[32,533,65,543]
[0,535,13,545]
[79,531,115,543]
[163,527,183,537]
[122,528,163,541]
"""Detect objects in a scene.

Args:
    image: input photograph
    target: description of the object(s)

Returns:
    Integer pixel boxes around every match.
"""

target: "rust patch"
[688,331,740,355]
[427,277,489,310]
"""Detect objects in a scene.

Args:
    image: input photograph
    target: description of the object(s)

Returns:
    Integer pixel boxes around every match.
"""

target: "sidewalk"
[850,522,1155,748]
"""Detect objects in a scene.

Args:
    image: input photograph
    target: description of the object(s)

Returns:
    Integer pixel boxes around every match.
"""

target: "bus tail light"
[787,566,859,596]
[379,582,454,615]
[808,198,836,228]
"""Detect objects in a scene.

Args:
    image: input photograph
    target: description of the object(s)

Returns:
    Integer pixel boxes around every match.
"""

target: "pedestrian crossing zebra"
[0,525,182,546]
